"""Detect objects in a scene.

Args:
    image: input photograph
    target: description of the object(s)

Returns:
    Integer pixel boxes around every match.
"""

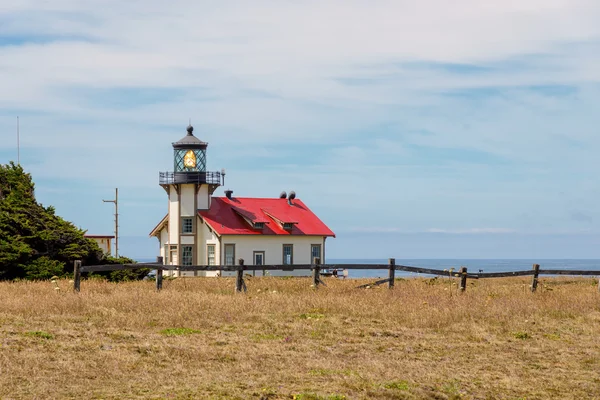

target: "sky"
[1,0,600,259]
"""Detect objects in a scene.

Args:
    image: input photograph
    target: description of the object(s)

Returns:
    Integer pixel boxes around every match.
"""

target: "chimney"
[279,191,287,199]
[225,190,233,200]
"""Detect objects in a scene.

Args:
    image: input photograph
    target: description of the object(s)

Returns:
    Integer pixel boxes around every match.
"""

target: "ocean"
[327,259,600,278]
[134,258,600,278]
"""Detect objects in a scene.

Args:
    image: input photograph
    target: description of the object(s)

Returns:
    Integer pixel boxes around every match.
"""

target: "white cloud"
[2,0,600,242]
[427,228,517,234]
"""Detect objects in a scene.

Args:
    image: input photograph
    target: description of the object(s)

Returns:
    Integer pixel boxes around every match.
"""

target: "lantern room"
[159,124,223,188]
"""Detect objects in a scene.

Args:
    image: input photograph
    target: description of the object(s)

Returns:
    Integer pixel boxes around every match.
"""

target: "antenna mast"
[102,188,119,258]
[17,116,20,165]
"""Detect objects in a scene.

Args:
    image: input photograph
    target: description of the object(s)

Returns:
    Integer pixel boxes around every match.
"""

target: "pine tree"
[0,162,148,281]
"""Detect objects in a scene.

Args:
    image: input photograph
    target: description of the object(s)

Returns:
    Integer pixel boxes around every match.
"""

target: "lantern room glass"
[174,148,206,172]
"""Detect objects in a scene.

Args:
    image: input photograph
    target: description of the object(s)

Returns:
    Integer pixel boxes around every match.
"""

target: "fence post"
[235,258,245,293]
[313,257,321,288]
[459,266,467,292]
[156,256,163,291]
[388,258,396,289]
[73,260,81,292]
[530,263,540,293]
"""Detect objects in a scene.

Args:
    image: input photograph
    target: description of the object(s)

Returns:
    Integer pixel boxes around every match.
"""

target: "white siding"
[219,235,324,277]
[87,237,112,255]
[160,228,169,247]
[181,235,195,245]
[197,185,210,210]
[196,219,220,277]
[159,241,165,260]
[157,228,170,269]
[180,185,196,216]
[168,189,179,244]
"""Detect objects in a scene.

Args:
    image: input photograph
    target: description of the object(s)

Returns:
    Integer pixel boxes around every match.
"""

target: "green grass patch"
[383,380,409,390]
[159,327,201,336]
[513,331,531,340]
[24,331,54,340]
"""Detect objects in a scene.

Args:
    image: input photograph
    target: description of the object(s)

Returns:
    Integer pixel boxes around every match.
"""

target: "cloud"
[1,0,600,250]
[570,211,593,223]
[343,227,517,234]
[426,228,517,234]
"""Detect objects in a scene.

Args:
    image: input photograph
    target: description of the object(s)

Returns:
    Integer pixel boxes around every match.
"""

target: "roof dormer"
[262,209,298,231]
[231,206,269,230]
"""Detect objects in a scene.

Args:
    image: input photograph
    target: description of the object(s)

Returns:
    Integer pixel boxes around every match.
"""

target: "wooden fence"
[72,257,600,293]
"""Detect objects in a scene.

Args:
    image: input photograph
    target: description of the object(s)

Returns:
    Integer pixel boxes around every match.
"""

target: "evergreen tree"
[0,162,148,281]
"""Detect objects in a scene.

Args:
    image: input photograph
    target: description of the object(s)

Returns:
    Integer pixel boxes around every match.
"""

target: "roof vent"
[279,191,287,199]
[287,191,296,205]
[225,189,233,200]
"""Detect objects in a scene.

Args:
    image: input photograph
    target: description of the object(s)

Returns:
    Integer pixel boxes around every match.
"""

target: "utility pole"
[103,188,119,258]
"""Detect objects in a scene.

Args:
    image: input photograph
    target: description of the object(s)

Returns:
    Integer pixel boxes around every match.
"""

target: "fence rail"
[73,258,600,293]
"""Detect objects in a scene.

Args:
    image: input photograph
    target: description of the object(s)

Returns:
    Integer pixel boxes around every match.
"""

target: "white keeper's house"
[149,124,336,277]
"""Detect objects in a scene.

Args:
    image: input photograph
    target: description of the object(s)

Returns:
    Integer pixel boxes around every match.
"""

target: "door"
[253,251,265,277]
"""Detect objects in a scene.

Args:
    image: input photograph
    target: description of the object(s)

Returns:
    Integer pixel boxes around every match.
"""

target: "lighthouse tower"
[158,124,223,274]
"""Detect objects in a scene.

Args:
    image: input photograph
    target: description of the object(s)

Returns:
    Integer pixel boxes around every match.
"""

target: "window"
[311,244,321,263]
[283,223,293,230]
[225,244,235,266]
[169,245,178,265]
[253,251,265,266]
[282,244,293,265]
[254,222,264,229]
[207,244,215,265]
[181,245,193,266]
[174,148,207,172]
[182,217,193,234]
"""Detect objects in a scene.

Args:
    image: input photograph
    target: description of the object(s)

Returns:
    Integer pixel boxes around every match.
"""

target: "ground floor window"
[253,251,265,265]
[207,244,215,265]
[169,245,178,265]
[225,244,235,265]
[282,244,293,264]
[311,244,321,262]
[181,245,193,266]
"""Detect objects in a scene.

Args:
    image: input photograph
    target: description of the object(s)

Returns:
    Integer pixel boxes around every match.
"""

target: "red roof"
[199,197,335,237]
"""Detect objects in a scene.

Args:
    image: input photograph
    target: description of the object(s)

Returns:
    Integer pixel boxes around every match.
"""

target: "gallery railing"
[159,171,222,185]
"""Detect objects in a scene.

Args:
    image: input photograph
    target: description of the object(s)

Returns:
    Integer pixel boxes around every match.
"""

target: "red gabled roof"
[199,197,336,237]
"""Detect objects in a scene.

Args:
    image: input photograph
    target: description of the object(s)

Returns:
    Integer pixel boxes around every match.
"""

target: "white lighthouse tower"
[158,124,223,275]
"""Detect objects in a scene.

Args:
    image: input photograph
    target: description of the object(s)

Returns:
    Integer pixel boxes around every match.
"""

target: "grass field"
[1,275,599,399]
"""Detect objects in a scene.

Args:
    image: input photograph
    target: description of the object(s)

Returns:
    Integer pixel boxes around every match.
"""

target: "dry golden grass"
[1,276,600,400]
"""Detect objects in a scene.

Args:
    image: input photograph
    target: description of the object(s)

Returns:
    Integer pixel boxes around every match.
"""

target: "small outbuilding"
[84,235,115,256]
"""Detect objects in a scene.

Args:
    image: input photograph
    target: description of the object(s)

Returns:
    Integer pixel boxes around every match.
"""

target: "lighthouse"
[150,124,335,278]
[157,124,223,274]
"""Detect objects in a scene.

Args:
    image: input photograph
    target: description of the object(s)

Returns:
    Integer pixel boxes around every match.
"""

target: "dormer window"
[254,222,265,229]
[283,223,293,230]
